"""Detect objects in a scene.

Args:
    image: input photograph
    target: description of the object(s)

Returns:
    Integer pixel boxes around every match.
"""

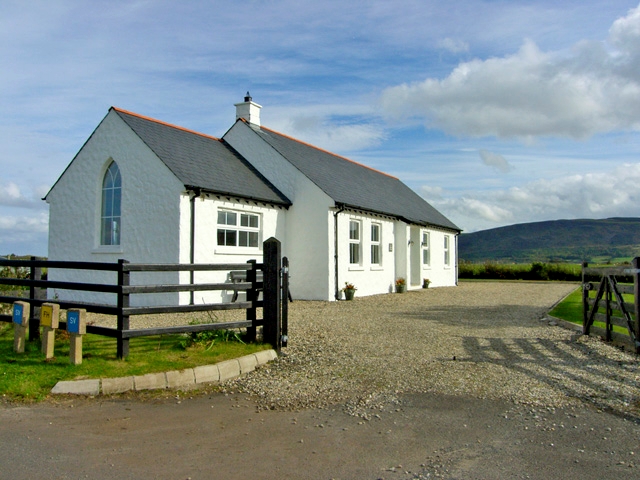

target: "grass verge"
[0,323,268,402]
[549,287,630,335]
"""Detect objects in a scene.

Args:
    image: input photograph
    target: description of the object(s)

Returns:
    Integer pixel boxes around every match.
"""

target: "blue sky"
[2,0,640,256]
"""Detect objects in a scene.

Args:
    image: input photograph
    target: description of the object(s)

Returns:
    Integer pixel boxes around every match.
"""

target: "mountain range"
[458,217,640,263]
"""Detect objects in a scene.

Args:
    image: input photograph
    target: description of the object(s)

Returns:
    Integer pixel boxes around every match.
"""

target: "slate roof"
[244,123,460,231]
[112,108,291,206]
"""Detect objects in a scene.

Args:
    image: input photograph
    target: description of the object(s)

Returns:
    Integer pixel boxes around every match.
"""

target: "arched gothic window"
[101,161,121,245]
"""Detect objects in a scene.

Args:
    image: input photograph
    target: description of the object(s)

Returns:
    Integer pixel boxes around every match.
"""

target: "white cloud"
[0,211,49,256]
[380,5,640,140]
[437,37,470,54]
[479,149,512,173]
[0,182,44,209]
[267,104,387,152]
[430,163,640,232]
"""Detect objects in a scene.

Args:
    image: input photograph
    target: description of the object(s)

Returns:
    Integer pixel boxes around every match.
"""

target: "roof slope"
[113,108,290,205]
[251,125,460,230]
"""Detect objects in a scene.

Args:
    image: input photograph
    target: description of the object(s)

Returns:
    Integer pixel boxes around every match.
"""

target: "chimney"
[234,91,262,127]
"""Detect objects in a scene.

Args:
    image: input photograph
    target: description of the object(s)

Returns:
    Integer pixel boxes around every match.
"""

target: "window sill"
[348,265,365,271]
[214,248,262,256]
[92,246,123,254]
[370,266,384,271]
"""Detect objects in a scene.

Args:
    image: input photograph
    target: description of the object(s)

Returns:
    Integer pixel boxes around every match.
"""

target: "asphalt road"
[1,391,638,480]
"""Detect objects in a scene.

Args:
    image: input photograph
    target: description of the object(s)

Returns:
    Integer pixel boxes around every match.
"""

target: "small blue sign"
[67,311,80,334]
[13,304,24,325]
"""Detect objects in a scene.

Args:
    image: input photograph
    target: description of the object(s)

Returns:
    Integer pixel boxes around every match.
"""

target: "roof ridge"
[258,124,398,180]
[111,107,221,142]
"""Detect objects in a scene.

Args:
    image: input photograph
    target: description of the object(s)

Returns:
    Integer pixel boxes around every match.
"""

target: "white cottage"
[45,95,460,304]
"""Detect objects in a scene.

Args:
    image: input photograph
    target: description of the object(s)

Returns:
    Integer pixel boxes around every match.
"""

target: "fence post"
[582,261,588,334]
[634,257,640,354]
[117,259,130,359]
[28,256,43,342]
[605,278,612,342]
[281,257,289,348]
[245,259,257,342]
[263,238,281,353]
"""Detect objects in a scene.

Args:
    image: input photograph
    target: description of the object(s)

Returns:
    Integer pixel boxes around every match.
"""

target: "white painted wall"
[420,228,458,288]
[46,110,185,306]
[185,194,286,304]
[224,121,335,301]
[334,211,397,298]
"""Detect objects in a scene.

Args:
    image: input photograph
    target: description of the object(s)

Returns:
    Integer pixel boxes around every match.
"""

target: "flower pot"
[396,284,406,293]
[344,289,355,300]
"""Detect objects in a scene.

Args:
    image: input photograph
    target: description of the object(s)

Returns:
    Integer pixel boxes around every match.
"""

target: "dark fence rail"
[582,257,640,353]
[1,238,288,358]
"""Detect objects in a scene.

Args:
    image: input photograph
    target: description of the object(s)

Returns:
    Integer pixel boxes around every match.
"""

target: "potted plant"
[343,282,357,300]
[422,278,431,289]
[395,277,406,293]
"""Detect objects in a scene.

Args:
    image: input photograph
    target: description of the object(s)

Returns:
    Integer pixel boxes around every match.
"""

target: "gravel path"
[226,281,640,418]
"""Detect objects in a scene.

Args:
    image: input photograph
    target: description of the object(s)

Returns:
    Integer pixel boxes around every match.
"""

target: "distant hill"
[458,217,640,263]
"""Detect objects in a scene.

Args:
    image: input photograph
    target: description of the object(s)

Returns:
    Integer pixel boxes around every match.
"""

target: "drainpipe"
[455,233,459,286]
[189,188,201,305]
[333,204,346,300]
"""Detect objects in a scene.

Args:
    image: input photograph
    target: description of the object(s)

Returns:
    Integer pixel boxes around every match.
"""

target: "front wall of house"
[224,122,335,301]
[176,194,286,304]
[395,223,458,290]
[334,211,397,298]
[46,111,184,306]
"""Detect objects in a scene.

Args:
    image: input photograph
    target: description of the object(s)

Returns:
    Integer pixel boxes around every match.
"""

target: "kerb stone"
[194,365,220,384]
[166,369,196,389]
[238,354,257,374]
[101,376,134,394]
[217,360,241,381]
[134,372,167,391]
[254,349,277,365]
[51,379,100,395]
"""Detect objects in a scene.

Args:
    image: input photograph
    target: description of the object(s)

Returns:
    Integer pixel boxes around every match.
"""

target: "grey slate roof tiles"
[112,107,459,231]
[113,108,291,206]
[252,124,460,231]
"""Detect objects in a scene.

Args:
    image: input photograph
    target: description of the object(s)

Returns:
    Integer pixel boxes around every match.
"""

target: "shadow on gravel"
[461,334,640,420]
[399,304,551,329]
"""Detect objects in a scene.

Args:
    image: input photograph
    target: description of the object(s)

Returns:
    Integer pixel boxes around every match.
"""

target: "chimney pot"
[234,93,262,127]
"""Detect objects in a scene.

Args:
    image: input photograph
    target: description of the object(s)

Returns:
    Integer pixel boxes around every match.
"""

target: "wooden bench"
[230,270,263,302]
[229,270,292,302]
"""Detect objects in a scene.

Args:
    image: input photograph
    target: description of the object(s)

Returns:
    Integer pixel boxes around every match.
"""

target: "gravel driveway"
[4,281,640,479]
[230,281,639,419]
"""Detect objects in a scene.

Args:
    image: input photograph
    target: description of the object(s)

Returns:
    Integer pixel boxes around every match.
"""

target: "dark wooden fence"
[0,238,289,359]
[582,257,640,354]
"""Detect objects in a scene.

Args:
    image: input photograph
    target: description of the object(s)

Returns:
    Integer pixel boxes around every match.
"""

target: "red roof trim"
[112,107,221,141]
[258,124,398,180]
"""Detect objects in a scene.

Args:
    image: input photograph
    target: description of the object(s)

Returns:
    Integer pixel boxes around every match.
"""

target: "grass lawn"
[0,322,269,402]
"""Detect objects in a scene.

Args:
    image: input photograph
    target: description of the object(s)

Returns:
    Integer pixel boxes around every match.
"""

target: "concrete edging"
[51,349,278,396]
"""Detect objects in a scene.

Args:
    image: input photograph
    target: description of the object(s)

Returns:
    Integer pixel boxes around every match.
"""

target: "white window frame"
[349,220,361,266]
[100,161,121,246]
[422,231,431,267]
[444,235,451,267]
[217,209,261,250]
[370,223,382,266]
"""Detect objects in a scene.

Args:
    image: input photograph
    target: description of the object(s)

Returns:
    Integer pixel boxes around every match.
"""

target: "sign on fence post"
[12,301,30,353]
[67,309,86,365]
[40,303,60,359]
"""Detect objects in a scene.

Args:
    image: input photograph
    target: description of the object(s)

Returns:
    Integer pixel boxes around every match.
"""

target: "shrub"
[459,262,581,281]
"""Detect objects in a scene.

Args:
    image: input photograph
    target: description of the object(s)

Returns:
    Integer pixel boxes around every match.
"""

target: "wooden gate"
[582,257,640,353]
